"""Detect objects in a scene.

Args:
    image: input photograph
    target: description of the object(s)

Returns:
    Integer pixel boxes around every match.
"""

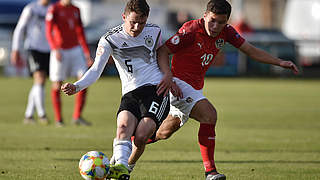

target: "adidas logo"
[122,42,128,47]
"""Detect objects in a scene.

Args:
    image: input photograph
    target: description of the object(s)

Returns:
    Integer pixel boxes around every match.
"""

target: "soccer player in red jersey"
[129,0,299,179]
[46,0,93,126]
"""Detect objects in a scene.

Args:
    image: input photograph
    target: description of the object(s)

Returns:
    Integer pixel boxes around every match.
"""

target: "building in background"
[1,0,318,76]
[282,0,320,75]
[0,0,32,69]
[0,0,59,75]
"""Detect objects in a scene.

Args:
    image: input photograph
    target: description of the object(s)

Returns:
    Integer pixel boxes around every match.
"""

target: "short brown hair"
[124,0,150,17]
[206,0,232,19]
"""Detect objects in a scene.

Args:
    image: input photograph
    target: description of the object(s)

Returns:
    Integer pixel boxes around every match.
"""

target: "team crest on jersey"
[235,33,241,39]
[171,35,180,45]
[144,35,154,47]
[96,46,104,57]
[215,39,225,49]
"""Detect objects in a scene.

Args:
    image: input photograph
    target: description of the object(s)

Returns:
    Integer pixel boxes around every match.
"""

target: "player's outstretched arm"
[157,45,183,98]
[156,45,173,97]
[279,61,299,74]
[171,80,183,99]
[61,83,77,96]
[239,41,299,74]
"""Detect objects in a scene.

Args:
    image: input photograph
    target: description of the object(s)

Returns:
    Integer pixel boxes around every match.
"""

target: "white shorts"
[169,77,206,127]
[49,46,87,82]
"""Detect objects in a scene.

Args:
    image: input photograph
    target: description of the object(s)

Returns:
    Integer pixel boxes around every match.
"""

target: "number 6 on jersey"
[148,101,159,114]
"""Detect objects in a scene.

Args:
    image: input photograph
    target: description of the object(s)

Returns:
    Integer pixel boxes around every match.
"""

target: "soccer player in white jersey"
[11,0,51,125]
[61,0,179,179]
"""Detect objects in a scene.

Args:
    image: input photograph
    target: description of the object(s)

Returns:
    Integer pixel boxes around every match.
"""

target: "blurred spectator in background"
[168,10,193,32]
[11,0,51,125]
[217,15,253,67]
[233,15,253,35]
[46,0,93,127]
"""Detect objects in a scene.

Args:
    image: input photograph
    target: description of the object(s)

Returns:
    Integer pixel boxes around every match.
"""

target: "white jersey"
[12,1,50,52]
[74,23,164,95]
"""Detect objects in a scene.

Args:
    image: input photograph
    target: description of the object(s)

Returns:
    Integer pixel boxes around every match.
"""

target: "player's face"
[40,0,50,6]
[204,12,228,37]
[60,0,72,6]
[122,11,148,37]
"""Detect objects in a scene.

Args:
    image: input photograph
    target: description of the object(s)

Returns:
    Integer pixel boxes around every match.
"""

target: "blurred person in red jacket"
[233,15,253,35]
[46,0,93,127]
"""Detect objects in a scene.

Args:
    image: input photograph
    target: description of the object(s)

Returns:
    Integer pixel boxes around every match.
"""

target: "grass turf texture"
[0,77,319,180]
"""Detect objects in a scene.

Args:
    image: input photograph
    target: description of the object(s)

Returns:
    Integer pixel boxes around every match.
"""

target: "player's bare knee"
[116,124,130,138]
[117,123,128,131]
[209,115,217,124]
[200,111,217,124]
[52,82,62,90]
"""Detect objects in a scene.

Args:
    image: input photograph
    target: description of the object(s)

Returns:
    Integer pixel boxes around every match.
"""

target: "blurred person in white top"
[11,0,51,125]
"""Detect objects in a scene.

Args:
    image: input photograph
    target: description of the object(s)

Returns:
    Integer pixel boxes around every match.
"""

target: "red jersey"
[165,18,245,90]
[45,1,90,55]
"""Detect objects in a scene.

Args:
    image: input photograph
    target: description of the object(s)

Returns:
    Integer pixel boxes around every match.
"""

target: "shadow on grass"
[141,160,320,164]
[54,158,79,162]
[0,147,112,151]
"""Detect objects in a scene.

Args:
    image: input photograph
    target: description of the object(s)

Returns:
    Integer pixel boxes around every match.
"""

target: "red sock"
[198,123,216,173]
[131,135,158,145]
[73,89,87,119]
[51,88,61,122]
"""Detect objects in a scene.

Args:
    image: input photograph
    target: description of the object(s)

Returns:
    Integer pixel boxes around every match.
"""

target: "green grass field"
[0,77,319,180]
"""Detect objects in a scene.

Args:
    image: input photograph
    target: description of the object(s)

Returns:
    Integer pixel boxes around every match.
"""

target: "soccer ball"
[79,151,110,180]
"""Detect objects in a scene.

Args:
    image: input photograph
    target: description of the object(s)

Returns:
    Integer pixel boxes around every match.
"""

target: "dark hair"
[206,0,232,19]
[124,0,150,17]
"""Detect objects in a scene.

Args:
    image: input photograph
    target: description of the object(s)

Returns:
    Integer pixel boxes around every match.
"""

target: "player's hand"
[10,51,24,67]
[157,72,173,97]
[170,80,183,99]
[61,83,77,96]
[54,49,62,61]
[280,61,299,75]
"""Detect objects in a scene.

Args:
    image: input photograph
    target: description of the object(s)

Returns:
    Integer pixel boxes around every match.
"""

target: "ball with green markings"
[79,151,110,180]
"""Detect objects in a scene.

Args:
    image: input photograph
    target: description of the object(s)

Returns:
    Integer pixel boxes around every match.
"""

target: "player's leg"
[155,77,199,140]
[155,114,181,140]
[72,88,89,125]
[24,83,36,124]
[114,111,137,165]
[108,91,140,180]
[128,117,156,170]
[70,46,90,125]
[24,50,47,124]
[108,110,137,180]
[32,50,50,124]
[51,81,63,125]
[190,99,225,179]
[33,70,48,124]
[49,50,66,126]
[128,85,170,173]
